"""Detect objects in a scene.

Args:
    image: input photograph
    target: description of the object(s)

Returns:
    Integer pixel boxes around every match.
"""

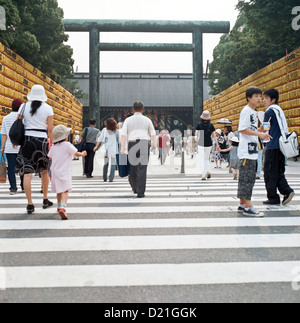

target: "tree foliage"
[209,0,300,95]
[0,0,74,83]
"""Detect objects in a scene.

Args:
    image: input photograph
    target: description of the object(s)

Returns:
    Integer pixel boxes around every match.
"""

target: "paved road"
[0,172,300,303]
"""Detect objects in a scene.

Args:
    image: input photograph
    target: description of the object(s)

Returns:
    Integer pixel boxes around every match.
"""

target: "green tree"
[237,0,299,58]
[0,0,74,83]
[209,0,300,95]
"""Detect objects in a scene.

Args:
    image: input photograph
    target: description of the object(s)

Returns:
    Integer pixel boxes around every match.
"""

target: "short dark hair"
[264,88,279,104]
[246,87,262,102]
[225,126,233,133]
[12,106,20,112]
[133,101,144,112]
[89,119,96,125]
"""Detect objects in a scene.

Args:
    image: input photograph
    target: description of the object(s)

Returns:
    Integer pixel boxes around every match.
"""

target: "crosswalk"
[0,173,300,302]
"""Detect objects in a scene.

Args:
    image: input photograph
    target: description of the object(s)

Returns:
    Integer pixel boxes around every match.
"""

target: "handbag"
[0,154,7,183]
[77,127,88,152]
[271,108,299,158]
[116,153,131,178]
[9,104,26,146]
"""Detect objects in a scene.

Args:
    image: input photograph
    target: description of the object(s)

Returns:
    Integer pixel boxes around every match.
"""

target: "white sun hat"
[27,84,48,102]
[230,136,239,143]
[53,125,72,144]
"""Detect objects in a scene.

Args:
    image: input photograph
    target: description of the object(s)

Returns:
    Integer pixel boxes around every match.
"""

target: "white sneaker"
[243,206,264,217]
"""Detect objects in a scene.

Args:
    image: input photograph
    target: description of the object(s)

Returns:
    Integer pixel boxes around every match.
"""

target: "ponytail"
[31,101,42,116]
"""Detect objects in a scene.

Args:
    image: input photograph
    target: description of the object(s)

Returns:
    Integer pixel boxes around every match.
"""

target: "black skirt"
[15,136,50,175]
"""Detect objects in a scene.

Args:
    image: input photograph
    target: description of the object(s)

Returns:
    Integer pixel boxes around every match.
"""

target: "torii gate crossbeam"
[63,19,230,130]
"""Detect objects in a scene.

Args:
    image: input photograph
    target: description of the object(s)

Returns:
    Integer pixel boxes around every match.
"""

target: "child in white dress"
[48,125,87,220]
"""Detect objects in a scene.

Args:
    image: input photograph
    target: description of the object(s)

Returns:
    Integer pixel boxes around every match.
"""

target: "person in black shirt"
[263,88,294,206]
[80,119,100,178]
[195,111,218,180]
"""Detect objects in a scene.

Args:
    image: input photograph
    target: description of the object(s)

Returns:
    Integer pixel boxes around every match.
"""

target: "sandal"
[58,208,68,220]
[27,205,35,215]
[43,199,53,209]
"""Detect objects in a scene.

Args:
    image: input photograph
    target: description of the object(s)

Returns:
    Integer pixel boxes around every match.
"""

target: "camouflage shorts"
[237,159,257,201]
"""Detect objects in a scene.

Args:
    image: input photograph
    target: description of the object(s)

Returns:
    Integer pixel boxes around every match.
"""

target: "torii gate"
[63,19,230,130]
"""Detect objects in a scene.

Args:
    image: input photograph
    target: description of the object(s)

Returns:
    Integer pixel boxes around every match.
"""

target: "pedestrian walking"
[224,125,234,169]
[218,136,240,180]
[1,99,24,194]
[48,125,87,220]
[158,129,170,165]
[80,119,100,178]
[15,84,54,214]
[237,86,272,217]
[263,88,295,206]
[186,135,196,159]
[174,133,183,157]
[120,101,157,198]
[73,130,80,160]
[214,129,226,169]
[195,110,218,180]
[94,118,119,182]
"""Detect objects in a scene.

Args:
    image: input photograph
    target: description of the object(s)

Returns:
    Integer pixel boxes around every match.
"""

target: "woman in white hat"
[15,84,54,214]
[195,110,219,180]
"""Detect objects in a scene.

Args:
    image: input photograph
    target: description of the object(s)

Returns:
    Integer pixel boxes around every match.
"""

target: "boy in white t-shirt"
[237,87,272,217]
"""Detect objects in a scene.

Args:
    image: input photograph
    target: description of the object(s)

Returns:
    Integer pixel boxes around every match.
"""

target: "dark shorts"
[237,159,257,201]
[15,136,50,175]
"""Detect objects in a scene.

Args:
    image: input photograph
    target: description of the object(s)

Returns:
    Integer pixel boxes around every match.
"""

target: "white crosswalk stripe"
[0,174,300,302]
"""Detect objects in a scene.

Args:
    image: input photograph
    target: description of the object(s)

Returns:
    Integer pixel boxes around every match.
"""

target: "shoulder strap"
[270,108,287,142]
[18,103,26,120]
[115,130,120,144]
[82,127,88,141]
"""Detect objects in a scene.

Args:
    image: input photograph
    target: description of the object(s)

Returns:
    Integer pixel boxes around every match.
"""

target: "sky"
[57,0,240,73]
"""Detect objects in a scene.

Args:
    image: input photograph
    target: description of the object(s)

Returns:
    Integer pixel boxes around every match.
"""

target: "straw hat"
[53,125,71,144]
[200,110,211,121]
[27,85,48,102]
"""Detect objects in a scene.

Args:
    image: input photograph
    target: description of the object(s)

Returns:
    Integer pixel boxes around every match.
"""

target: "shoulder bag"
[0,153,7,183]
[77,127,88,152]
[116,153,130,178]
[9,104,26,146]
[271,108,299,158]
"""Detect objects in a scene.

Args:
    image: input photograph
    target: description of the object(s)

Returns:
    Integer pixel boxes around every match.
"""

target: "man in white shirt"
[1,99,24,194]
[120,101,157,198]
[237,87,272,217]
